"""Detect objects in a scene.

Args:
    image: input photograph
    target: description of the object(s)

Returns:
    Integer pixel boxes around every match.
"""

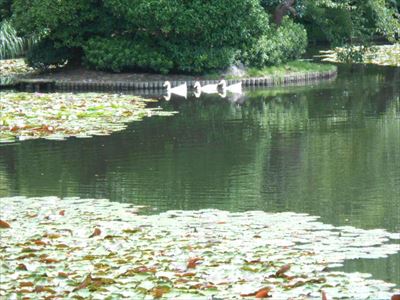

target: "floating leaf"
[0,196,399,299]
[187,257,202,269]
[89,228,101,238]
[0,219,10,228]
[275,264,290,277]
[255,287,271,298]
[0,92,177,143]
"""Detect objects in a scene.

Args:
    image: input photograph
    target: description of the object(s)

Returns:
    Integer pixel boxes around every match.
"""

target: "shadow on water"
[0,64,399,284]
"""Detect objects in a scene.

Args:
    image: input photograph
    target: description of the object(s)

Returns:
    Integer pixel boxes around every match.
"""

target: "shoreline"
[17,69,337,92]
[1,59,337,92]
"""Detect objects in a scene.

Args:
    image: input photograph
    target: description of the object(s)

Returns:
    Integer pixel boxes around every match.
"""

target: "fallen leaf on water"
[34,286,56,294]
[187,257,202,269]
[40,258,59,264]
[0,220,11,228]
[275,264,291,277]
[20,282,34,287]
[392,295,400,300]
[322,290,328,300]
[152,286,170,298]
[241,287,271,298]
[73,274,93,291]
[17,263,27,271]
[58,272,69,278]
[255,288,271,298]
[59,210,65,216]
[44,233,61,239]
[89,228,101,238]
[176,272,196,277]
[33,240,47,246]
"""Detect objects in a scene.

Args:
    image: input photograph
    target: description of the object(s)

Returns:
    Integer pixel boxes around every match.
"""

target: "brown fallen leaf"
[17,253,36,260]
[40,258,59,264]
[17,263,28,271]
[321,290,328,300]
[275,264,291,277]
[58,272,69,278]
[73,274,93,291]
[255,288,271,298]
[44,233,61,239]
[152,287,170,299]
[33,240,47,246]
[34,286,56,294]
[59,210,65,216]
[187,257,202,269]
[0,220,11,228]
[89,228,101,238]
[20,282,34,287]
[392,295,400,300]
[241,287,271,298]
[176,272,196,277]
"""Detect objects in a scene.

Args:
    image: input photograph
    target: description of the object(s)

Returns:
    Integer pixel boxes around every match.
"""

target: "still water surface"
[0,65,399,285]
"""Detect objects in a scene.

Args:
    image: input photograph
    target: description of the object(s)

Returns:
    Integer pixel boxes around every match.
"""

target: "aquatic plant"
[0,196,399,299]
[0,92,176,143]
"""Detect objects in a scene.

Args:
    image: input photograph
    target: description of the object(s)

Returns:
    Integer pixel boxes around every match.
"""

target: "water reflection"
[0,64,399,284]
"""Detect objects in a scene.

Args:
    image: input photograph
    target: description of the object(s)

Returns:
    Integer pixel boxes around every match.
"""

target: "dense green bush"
[12,0,272,73]
[84,38,173,73]
[241,18,307,67]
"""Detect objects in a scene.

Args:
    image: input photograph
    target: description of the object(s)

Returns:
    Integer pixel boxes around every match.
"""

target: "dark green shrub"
[241,18,307,67]
[12,0,272,73]
[97,0,269,73]
[0,0,12,20]
[26,39,76,69]
[84,37,173,74]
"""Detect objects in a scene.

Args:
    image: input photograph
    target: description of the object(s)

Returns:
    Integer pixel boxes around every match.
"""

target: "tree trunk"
[274,0,297,26]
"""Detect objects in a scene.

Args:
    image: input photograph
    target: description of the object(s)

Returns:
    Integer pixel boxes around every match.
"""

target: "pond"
[0,64,399,287]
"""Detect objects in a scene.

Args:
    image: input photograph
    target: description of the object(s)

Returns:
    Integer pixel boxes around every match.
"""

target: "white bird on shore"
[219,79,242,94]
[163,81,187,100]
[193,81,220,94]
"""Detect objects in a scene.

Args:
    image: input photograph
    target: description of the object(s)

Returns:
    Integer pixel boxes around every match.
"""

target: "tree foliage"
[7,0,399,72]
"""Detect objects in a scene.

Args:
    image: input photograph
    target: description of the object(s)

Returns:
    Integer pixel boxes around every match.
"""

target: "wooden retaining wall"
[16,69,337,92]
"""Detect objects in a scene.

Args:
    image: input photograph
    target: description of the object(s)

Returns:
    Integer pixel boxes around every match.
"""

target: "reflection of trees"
[0,65,398,230]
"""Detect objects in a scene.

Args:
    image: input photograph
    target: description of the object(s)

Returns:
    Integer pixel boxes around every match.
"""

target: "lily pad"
[0,196,399,299]
[0,92,177,143]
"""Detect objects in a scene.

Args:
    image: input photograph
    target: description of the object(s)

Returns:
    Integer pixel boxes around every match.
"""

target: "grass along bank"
[245,61,336,78]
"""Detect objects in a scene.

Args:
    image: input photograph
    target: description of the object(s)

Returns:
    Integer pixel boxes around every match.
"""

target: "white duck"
[163,81,187,100]
[193,81,220,94]
[219,79,243,94]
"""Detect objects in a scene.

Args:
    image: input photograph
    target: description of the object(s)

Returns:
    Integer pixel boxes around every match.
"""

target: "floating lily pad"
[0,196,399,299]
[0,92,177,143]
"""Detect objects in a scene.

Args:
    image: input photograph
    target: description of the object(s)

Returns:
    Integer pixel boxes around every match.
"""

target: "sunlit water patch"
[0,92,176,143]
[1,196,399,299]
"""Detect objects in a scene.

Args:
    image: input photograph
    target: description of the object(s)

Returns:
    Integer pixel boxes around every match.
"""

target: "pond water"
[0,64,399,286]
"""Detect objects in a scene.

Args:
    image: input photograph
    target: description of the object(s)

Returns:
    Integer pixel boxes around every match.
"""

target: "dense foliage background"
[1,0,399,72]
